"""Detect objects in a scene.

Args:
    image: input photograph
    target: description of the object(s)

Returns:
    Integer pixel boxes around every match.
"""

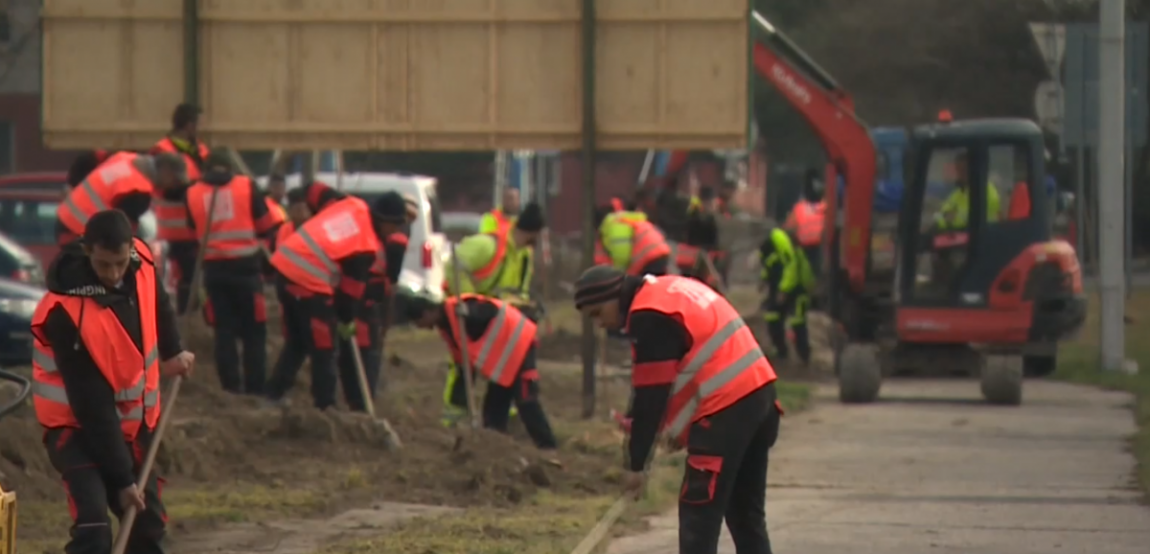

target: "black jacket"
[184,170,276,285]
[33,241,183,490]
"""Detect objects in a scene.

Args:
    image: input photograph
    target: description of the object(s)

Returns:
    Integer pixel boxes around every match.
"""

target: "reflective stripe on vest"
[153,197,197,241]
[61,177,109,229]
[442,294,535,387]
[662,318,763,437]
[277,228,340,286]
[59,155,152,235]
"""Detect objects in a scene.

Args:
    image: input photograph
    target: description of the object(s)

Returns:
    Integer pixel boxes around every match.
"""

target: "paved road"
[608,380,1150,554]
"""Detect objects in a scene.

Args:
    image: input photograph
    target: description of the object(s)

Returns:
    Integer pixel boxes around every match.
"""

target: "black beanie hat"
[373,191,409,224]
[515,202,546,232]
[573,265,625,310]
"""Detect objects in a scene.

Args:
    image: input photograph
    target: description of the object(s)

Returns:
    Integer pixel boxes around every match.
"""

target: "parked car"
[0,231,45,287]
[0,172,165,282]
[262,172,448,300]
[0,277,45,365]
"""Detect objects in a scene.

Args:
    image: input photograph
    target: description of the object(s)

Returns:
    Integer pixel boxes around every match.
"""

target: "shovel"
[345,334,403,450]
[110,377,184,554]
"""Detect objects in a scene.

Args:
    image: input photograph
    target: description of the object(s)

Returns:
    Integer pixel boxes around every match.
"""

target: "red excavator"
[749,11,1085,405]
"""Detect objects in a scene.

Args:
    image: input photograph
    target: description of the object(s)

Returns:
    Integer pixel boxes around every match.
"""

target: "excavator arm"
[750,11,877,294]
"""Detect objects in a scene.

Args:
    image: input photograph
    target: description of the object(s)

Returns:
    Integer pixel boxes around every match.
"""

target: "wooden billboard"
[41,0,749,151]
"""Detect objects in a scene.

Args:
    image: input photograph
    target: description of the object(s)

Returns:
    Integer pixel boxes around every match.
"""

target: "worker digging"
[31,210,195,554]
[575,266,783,554]
[401,290,558,449]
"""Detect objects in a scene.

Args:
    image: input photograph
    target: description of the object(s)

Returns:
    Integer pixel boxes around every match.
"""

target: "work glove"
[336,321,357,340]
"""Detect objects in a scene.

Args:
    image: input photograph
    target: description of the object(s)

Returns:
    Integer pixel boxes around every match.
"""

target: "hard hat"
[937,109,953,123]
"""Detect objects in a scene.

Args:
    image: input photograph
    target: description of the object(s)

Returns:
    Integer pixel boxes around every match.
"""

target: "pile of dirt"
[0,321,624,535]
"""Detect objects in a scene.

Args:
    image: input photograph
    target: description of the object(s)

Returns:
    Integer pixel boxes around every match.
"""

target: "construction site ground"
[4,286,1148,553]
[0,286,815,553]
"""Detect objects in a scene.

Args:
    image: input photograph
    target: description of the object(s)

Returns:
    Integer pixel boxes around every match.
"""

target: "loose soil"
[0,286,817,553]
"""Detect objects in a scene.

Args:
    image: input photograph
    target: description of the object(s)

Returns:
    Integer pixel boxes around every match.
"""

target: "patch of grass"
[325,382,813,554]
[1054,290,1150,497]
[15,484,328,550]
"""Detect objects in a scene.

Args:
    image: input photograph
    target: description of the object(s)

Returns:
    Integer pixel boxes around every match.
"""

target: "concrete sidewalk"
[608,380,1150,554]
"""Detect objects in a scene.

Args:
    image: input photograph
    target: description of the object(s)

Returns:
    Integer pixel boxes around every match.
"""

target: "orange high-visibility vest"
[786,200,825,247]
[153,191,197,242]
[270,196,382,295]
[441,294,536,387]
[187,177,261,260]
[274,221,296,250]
[58,153,154,236]
[626,275,776,444]
[30,238,161,438]
[1007,182,1031,220]
[151,136,209,182]
[594,218,672,276]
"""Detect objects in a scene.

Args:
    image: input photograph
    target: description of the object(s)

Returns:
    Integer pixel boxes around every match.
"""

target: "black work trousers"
[337,300,383,412]
[764,285,811,364]
[267,276,338,409]
[448,346,557,449]
[205,279,268,395]
[167,241,198,314]
[679,382,780,554]
[44,426,166,554]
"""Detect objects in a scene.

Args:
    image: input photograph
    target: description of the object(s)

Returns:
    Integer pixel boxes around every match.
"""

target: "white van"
[262,172,447,301]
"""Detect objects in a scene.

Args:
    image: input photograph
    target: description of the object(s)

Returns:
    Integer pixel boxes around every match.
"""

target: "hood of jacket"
[46,241,142,301]
[200,169,234,187]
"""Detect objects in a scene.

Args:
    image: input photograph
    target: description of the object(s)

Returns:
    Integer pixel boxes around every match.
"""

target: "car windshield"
[0,198,59,245]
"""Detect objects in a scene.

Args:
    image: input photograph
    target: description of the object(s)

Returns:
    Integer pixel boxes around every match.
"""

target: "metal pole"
[580,0,598,419]
[1075,146,1086,269]
[1098,0,1126,372]
[183,0,199,105]
[1125,99,1135,296]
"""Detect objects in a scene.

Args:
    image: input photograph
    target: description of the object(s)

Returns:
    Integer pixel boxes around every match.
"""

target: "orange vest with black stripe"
[270,196,382,295]
[441,294,536,388]
[30,238,162,438]
[187,177,262,260]
[626,275,776,444]
[151,136,209,182]
[58,153,154,236]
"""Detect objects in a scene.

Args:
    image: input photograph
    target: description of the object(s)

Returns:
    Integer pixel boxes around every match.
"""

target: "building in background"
[0,0,78,174]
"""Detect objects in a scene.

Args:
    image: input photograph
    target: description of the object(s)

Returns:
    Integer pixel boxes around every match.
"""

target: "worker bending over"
[150,103,210,182]
[783,169,826,276]
[56,152,185,245]
[405,291,557,449]
[759,227,815,366]
[441,202,545,426]
[574,266,781,554]
[479,187,521,234]
[594,207,673,276]
[186,150,282,397]
[340,195,410,410]
[31,210,195,554]
[935,151,1000,230]
[266,193,407,410]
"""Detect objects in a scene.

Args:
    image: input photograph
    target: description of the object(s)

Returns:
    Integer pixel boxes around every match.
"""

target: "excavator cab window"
[905,145,978,303]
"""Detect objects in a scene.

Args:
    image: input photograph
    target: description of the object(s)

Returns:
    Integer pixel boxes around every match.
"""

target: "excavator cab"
[836,119,1085,406]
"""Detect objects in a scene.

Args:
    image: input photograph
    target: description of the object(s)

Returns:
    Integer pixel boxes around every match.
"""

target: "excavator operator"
[934,151,1001,231]
[759,226,815,366]
[440,202,546,427]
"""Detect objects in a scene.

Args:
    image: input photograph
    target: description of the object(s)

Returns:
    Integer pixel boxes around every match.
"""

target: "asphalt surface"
[607,380,1150,554]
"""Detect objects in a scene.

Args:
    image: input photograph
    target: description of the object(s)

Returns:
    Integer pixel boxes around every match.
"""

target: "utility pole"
[1098,0,1127,372]
[580,0,598,419]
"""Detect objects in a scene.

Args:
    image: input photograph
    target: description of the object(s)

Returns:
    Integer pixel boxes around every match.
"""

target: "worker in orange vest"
[55,152,185,245]
[150,103,210,182]
[404,291,557,449]
[574,266,782,553]
[30,210,194,553]
[186,150,283,396]
[593,207,673,276]
[783,169,826,276]
[265,193,408,409]
[149,154,200,313]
